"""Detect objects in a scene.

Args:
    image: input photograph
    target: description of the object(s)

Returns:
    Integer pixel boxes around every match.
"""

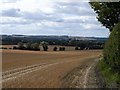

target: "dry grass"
[1,49,102,88]
[0,45,17,48]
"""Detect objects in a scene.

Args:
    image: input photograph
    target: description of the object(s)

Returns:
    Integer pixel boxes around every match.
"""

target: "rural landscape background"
[0,0,120,89]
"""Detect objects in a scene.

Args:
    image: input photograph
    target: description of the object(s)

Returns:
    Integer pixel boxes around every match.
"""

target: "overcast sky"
[0,0,110,37]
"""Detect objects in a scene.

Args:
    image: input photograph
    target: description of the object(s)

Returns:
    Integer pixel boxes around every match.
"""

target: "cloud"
[0,0,19,3]
[21,11,63,23]
[1,8,21,17]
[62,16,98,24]
[54,2,95,16]
[1,17,32,25]
[0,0,110,37]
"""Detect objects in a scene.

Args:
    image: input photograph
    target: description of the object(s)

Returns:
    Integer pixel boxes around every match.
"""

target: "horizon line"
[0,34,109,38]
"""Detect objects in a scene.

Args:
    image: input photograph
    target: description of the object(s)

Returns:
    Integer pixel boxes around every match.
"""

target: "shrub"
[62,47,65,51]
[53,47,57,51]
[13,46,18,49]
[99,59,119,87]
[2,47,7,49]
[75,47,79,50]
[9,48,12,49]
[80,47,84,50]
[59,47,62,51]
[59,47,65,51]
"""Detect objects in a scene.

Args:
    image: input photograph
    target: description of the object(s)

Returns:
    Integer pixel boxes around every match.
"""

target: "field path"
[2,50,102,88]
[62,58,100,88]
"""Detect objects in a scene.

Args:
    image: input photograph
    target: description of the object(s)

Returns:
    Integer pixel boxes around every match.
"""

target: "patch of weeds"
[98,59,120,88]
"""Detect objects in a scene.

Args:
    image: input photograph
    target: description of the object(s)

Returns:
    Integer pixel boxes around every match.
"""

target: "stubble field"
[1,48,102,88]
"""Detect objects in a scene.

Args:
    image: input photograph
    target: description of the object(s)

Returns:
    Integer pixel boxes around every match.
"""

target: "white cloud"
[0,0,19,3]
[0,0,110,37]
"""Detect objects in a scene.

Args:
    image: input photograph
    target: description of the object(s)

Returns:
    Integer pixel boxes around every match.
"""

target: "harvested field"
[0,45,17,48]
[1,49,102,88]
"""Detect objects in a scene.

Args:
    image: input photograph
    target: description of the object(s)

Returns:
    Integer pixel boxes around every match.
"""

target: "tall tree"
[89,2,120,31]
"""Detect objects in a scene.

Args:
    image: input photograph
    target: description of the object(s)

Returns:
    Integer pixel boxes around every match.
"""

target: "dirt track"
[2,50,102,88]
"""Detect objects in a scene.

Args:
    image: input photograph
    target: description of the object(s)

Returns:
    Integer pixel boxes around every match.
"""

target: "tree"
[89,2,120,31]
[41,41,48,51]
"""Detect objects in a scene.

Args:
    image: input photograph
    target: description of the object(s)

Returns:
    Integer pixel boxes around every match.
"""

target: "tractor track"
[2,60,76,83]
[2,63,48,82]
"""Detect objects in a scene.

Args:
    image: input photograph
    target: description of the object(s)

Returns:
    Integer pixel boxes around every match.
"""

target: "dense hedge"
[103,22,120,72]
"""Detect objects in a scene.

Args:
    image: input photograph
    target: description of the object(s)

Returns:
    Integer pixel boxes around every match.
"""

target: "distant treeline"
[1,35,106,50]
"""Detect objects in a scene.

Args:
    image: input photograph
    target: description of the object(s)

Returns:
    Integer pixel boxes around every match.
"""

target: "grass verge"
[98,59,120,88]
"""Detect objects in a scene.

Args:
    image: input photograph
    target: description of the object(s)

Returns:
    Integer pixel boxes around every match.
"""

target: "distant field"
[0,45,17,48]
[0,45,75,51]
[2,49,102,88]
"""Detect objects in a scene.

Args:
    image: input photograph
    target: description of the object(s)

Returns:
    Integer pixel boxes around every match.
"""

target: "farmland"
[0,45,75,51]
[1,48,102,88]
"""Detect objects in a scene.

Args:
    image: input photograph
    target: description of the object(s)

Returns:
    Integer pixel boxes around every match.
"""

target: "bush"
[9,48,12,49]
[59,47,62,51]
[62,47,65,51]
[99,59,119,87]
[104,22,120,73]
[59,47,65,51]
[2,47,7,49]
[13,46,17,49]
[75,47,79,50]
[53,47,57,51]
[80,47,84,50]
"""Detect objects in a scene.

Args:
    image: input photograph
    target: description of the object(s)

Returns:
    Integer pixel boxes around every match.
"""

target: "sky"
[0,0,110,37]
